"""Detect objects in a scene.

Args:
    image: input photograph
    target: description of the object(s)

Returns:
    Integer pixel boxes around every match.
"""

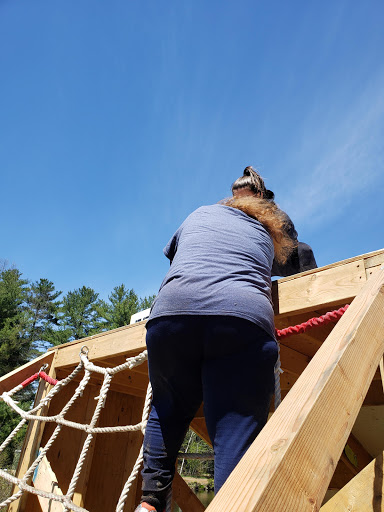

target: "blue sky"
[1,0,383,301]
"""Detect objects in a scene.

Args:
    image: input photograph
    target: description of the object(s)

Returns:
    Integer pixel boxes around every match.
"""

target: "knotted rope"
[0,349,152,512]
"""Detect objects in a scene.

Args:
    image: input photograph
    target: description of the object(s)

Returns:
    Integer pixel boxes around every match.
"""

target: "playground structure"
[1,248,384,511]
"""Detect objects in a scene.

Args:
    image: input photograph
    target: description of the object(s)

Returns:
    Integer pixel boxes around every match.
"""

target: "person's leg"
[202,316,278,492]
[140,316,204,512]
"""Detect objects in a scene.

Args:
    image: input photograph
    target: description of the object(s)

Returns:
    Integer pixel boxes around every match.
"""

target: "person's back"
[149,203,275,336]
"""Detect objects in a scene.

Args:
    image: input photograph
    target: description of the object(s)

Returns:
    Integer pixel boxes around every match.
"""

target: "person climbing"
[134,167,313,512]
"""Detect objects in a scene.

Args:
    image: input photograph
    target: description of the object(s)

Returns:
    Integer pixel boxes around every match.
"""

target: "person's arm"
[163,226,182,264]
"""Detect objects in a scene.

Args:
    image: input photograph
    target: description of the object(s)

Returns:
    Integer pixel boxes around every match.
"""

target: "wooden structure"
[1,249,384,512]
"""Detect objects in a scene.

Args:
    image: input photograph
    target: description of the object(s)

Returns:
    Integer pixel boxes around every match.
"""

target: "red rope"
[39,371,58,386]
[20,371,58,388]
[276,304,349,340]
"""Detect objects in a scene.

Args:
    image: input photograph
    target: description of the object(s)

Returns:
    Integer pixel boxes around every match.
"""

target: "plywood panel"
[83,391,144,512]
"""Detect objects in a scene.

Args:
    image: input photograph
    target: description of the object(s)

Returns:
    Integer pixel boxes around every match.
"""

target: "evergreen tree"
[26,278,62,352]
[0,268,31,376]
[58,286,105,341]
[99,285,156,330]
[139,294,156,311]
[99,285,139,329]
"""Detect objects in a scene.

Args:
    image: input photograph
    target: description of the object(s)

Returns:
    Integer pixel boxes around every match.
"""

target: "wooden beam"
[53,323,146,369]
[273,260,366,316]
[205,267,384,512]
[0,351,55,394]
[172,472,206,512]
[320,452,384,511]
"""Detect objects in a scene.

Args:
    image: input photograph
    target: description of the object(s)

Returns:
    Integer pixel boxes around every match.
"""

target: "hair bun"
[243,166,254,176]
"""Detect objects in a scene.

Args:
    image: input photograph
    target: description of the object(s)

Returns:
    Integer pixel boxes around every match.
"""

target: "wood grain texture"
[205,268,384,512]
[320,452,384,511]
[53,323,146,369]
[273,260,365,316]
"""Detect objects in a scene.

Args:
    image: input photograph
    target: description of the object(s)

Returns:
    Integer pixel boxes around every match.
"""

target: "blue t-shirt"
[149,204,275,338]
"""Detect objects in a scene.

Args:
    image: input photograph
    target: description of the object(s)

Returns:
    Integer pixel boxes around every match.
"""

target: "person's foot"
[134,503,157,512]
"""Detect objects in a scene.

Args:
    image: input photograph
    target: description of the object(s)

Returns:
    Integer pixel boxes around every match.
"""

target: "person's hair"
[232,166,275,200]
[221,195,296,264]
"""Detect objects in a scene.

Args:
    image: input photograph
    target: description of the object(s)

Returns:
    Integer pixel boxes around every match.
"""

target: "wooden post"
[205,268,384,512]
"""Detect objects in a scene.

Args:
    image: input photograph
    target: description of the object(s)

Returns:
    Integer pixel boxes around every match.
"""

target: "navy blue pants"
[141,315,278,511]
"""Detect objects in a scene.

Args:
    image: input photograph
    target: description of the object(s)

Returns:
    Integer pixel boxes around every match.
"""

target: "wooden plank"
[205,267,384,512]
[172,472,205,512]
[53,324,146,369]
[364,252,384,270]
[273,260,366,316]
[0,351,55,394]
[83,391,144,512]
[320,452,384,511]
[276,249,384,284]
[10,350,58,512]
[32,455,64,511]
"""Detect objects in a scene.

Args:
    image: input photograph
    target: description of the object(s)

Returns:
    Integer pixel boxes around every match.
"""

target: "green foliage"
[178,430,214,478]
[98,285,139,329]
[26,278,62,353]
[0,400,29,468]
[0,268,32,376]
[138,294,156,311]
[58,286,105,341]
[98,285,156,330]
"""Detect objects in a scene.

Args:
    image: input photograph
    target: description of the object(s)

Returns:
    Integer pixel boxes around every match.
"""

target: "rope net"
[0,305,349,511]
[0,347,152,512]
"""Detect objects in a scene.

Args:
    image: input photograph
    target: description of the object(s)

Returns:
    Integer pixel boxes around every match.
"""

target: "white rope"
[115,380,152,512]
[0,347,151,512]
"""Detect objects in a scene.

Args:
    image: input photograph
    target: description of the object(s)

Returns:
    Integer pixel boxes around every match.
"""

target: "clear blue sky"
[1,0,383,301]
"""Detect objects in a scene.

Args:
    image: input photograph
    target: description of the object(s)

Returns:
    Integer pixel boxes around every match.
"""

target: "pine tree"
[26,278,62,352]
[99,285,156,330]
[58,286,105,341]
[0,268,31,376]
[99,285,139,329]
[139,294,156,311]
